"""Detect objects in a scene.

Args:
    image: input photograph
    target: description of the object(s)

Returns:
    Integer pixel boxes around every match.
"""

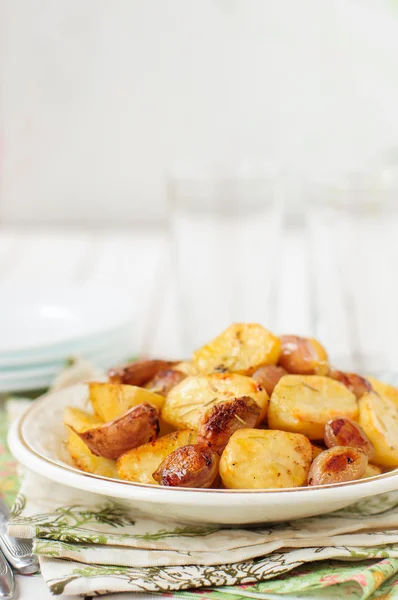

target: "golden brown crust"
[152,444,220,488]
[70,402,159,460]
[308,446,368,486]
[108,359,178,386]
[324,417,375,458]
[197,396,260,454]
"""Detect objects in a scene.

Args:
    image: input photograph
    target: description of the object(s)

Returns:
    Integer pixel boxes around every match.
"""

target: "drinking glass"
[169,161,283,354]
[306,172,398,373]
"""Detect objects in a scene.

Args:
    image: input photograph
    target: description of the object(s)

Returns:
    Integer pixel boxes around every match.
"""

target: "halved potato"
[268,375,358,440]
[359,391,398,467]
[117,429,196,484]
[67,403,159,460]
[367,377,398,407]
[219,429,312,489]
[67,429,119,478]
[161,373,269,430]
[153,444,220,488]
[193,323,281,375]
[89,382,164,421]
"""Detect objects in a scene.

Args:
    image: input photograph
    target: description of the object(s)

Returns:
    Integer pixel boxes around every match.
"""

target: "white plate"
[0,285,134,355]
[8,383,398,525]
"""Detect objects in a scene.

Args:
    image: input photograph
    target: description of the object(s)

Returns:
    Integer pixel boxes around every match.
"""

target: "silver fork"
[0,549,14,600]
[0,499,39,575]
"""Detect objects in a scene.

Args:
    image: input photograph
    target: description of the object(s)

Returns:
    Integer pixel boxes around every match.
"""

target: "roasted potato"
[252,365,288,396]
[67,403,159,460]
[147,369,186,396]
[67,430,119,478]
[153,444,220,488]
[311,444,325,460]
[328,369,371,400]
[108,359,177,386]
[64,406,104,430]
[219,429,312,489]
[363,463,382,479]
[117,429,197,484]
[174,361,199,376]
[268,375,358,440]
[359,391,398,467]
[197,396,261,454]
[367,377,398,407]
[308,446,368,486]
[89,382,164,422]
[324,417,374,459]
[161,373,269,431]
[279,335,329,376]
[193,323,281,375]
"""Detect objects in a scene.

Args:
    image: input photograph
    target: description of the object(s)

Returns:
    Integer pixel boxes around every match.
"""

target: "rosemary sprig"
[234,414,247,425]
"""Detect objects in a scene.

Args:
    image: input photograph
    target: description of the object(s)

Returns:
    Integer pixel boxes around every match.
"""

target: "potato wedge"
[89,382,164,422]
[68,403,159,460]
[117,429,197,484]
[193,323,281,375]
[359,391,398,467]
[108,359,177,386]
[64,406,104,431]
[67,429,119,478]
[363,463,382,479]
[367,377,398,407]
[161,373,269,430]
[311,444,324,460]
[153,444,220,488]
[220,429,312,489]
[268,375,358,440]
[279,335,329,376]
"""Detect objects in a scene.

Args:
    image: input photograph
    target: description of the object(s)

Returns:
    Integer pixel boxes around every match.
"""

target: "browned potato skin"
[279,335,328,376]
[152,444,220,488]
[308,446,368,486]
[197,396,261,454]
[70,402,159,460]
[324,417,375,459]
[108,359,178,387]
[252,365,288,396]
[328,369,372,400]
[147,369,186,396]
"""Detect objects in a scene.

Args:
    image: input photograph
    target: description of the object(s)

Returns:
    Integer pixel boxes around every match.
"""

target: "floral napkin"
[4,362,398,598]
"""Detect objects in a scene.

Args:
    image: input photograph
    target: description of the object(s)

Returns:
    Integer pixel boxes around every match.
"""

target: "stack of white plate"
[0,286,135,393]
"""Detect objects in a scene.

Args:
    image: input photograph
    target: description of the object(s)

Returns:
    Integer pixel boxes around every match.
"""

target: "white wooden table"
[0,224,396,600]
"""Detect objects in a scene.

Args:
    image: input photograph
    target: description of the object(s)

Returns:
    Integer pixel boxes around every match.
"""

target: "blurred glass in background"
[307,154,398,373]
[169,161,282,353]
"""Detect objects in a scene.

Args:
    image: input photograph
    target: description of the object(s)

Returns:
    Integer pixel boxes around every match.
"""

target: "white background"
[1,0,398,225]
